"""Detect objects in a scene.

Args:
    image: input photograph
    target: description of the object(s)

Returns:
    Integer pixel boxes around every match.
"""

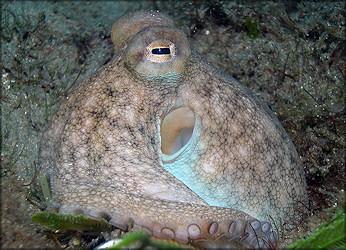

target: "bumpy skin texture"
[35,11,307,248]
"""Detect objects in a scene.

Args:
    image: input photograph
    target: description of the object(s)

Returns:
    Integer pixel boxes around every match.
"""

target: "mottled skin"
[35,11,307,248]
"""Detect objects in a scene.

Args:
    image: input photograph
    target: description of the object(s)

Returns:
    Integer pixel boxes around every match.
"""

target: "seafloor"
[1,1,344,248]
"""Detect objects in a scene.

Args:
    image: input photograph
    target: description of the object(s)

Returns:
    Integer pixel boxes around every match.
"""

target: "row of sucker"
[62,206,278,248]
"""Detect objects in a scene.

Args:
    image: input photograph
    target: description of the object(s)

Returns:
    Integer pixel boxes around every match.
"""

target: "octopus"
[35,11,308,248]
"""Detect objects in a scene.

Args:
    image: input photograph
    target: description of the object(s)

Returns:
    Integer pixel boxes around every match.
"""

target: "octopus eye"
[152,47,171,55]
[145,40,176,63]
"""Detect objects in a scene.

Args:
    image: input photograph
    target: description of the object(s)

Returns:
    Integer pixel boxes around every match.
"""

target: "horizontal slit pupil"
[152,47,170,55]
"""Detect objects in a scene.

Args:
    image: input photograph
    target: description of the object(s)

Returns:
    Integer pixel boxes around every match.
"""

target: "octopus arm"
[55,183,277,248]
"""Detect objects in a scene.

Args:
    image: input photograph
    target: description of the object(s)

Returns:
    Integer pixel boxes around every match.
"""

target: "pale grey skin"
[36,11,307,248]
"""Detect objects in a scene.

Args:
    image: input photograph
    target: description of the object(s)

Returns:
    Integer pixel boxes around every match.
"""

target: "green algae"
[288,206,346,249]
[38,174,51,205]
[245,17,260,39]
[31,211,114,231]
[106,231,192,249]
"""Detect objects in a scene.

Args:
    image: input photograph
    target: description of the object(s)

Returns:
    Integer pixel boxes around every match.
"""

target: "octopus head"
[112,11,191,84]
